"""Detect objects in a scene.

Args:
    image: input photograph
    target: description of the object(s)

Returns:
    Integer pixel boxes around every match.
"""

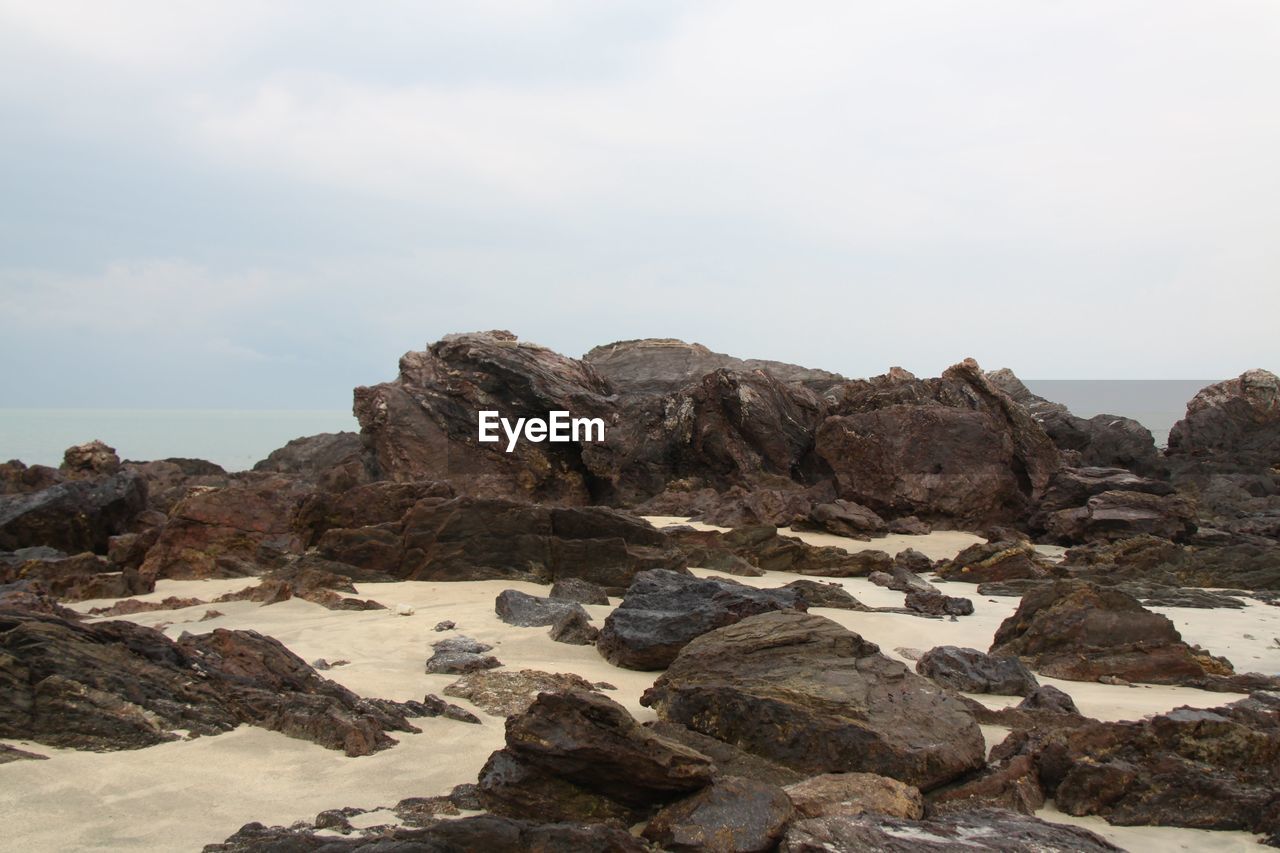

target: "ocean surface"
[0,380,1218,472]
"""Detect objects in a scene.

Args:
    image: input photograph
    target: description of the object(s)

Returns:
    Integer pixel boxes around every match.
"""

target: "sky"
[1,1,1277,409]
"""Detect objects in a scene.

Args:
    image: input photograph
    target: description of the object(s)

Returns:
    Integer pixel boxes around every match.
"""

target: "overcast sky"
[2,1,1276,408]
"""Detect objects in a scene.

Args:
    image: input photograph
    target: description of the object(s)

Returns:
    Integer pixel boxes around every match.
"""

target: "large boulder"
[915,646,1039,696]
[988,580,1233,684]
[495,589,589,627]
[596,569,804,670]
[641,611,986,790]
[477,689,714,824]
[815,360,1060,527]
[1168,369,1280,461]
[0,471,147,554]
[252,431,377,490]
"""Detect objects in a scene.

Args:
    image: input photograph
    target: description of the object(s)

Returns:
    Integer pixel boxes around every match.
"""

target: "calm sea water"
[0,380,1216,472]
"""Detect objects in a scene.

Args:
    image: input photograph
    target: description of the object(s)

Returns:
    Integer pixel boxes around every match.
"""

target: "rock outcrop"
[583,338,844,395]
[1168,368,1280,460]
[915,646,1039,696]
[642,611,986,790]
[0,470,147,554]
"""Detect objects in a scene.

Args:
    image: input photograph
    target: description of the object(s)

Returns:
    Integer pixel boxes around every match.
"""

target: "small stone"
[434,620,456,631]
[395,603,416,616]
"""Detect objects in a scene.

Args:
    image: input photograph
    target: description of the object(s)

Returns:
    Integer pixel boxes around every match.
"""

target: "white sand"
[1,519,1271,850]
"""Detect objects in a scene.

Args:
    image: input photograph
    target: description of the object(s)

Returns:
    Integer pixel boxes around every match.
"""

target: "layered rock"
[596,569,804,670]
[641,776,794,852]
[935,540,1058,584]
[0,470,147,554]
[1168,368,1280,461]
[778,808,1120,852]
[915,646,1039,696]
[642,611,986,790]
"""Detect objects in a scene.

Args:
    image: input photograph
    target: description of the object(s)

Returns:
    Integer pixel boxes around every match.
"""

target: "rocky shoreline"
[2,331,1278,851]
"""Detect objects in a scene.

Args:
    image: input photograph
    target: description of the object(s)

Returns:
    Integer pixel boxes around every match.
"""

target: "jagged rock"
[1061,535,1280,591]
[0,470,147,554]
[988,369,1163,475]
[778,808,1121,852]
[583,338,844,395]
[667,525,885,578]
[252,431,376,489]
[642,776,794,852]
[0,612,417,755]
[443,670,601,717]
[478,689,714,824]
[425,636,501,674]
[434,620,455,631]
[936,540,1058,584]
[815,359,1061,528]
[785,772,923,819]
[4,551,152,602]
[904,590,974,617]
[889,516,932,535]
[870,563,938,594]
[779,579,868,610]
[915,647,1039,695]
[989,580,1233,684]
[205,815,648,852]
[597,569,804,670]
[549,609,600,645]
[61,441,121,478]
[0,460,61,495]
[549,576,611,605]
[1017,685,1080,714]
[642,611,986,790]
[320,497,686,590]
[925,754,1045,816]
[643,720,805,787]
[294,480,454,547]
[1042,489,1197,544]
[121,457,230,515]
[496,589,590,627]
[698,487,826,530]
[894,547,935,574]
[139,474,309,580]
[1168,369,1280,461]
[87,596,205,617]
[807,500,888,538]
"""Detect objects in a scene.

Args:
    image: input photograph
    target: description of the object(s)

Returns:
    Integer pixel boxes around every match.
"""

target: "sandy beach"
[2,520,1274,850]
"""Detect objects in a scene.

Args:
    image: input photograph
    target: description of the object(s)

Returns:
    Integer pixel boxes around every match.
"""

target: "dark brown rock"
[935,540,1058,584]
[0,471,147,555]
[642,776,794,852]
[642,611,986,790]
[915,647,1038,696]
[778,809,1121,852]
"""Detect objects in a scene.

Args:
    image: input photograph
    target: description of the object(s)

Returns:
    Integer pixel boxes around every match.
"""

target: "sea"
[0,380,1216,473]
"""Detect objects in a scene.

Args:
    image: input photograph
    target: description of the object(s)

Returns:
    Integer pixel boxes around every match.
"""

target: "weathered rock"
[61,441,121,478]
[1168,369,1280,461]
[904,590,974,617]
[443,670,601,717]
[0,460,61,495]
[87,596,205,617]
[816,359,1061,528]
[425,636,502,674]
[4,551,152,602]
[806,500,888,538]
[549,608,600,645]
[121,457,230,515]
[139,474,309,580]
[478,689,714,823]
[871,563,938,594]
[0,471,147,554]
[597,569,804,670]
[989,580,1233,684]
[779,579,868,610]
[0,743,49,763]
[496,589,590,627]
[642,776,794,852]
[643,720,805,787]
[0,611,418,755]
[915,647,1039,696]
[549,576,611,605]
[778,809,1121,852]
[1061,535,1280,591]
[925,754,1045,816]
[785,772,923,819]
[252,431,376,489]
[584,338,844,396]
[1042,489,1197,544]
[642,611,986,790]
[894,547,935,574]
[936,540,1058,584]
[1017,685,1080,714]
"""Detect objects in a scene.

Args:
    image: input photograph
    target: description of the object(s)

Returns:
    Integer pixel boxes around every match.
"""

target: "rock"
[0,743,49,763]
[894,547,935,574]
[915,647,1039,696]
[924,754,1045,816]
[989,580,1233,685]
[643,720,805,787]
[121,458,230,515]
[394,603,415,616]
[0,611,418,755]
[784,772,923,819]
[206,815,648,852]
[699,488,825,531]
[199,609,223,621]
[988,369,1163,476]
[1042,489,1197,544]
[0,471,147,554]
[1017,685,1080,714]
[4,551,152,602]
[418,694,482,724]
[0,460,61,495]
[889,516,932,535]
[815,359,1061,528]
[139,474,309,580]
[1061,537,1280,591]
[443,670,602,717]
[293,480,454,546]
[597,569,804,670]
[320,497,686,590]
[477,689,714,823]
[61,441,121,478]
[1017,694,1280,834]
[87,596,205,617]
[935,540,1058,584]
[779,580,868,610]
[871,563,938,594]
[668,524,892,578]
[778,809,1121,852]
[434,620,456,631]
[549,609,600,645]
[549,577,611,605]
[583,338,844,396]
[251,431,375,489]
[904,590,974,617]
[807,500,888,538]
[642,776,794,852]
[425,635,502,674]
[642,611,986,790]
[495,589,590,627]
[1168,369,1280,461]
